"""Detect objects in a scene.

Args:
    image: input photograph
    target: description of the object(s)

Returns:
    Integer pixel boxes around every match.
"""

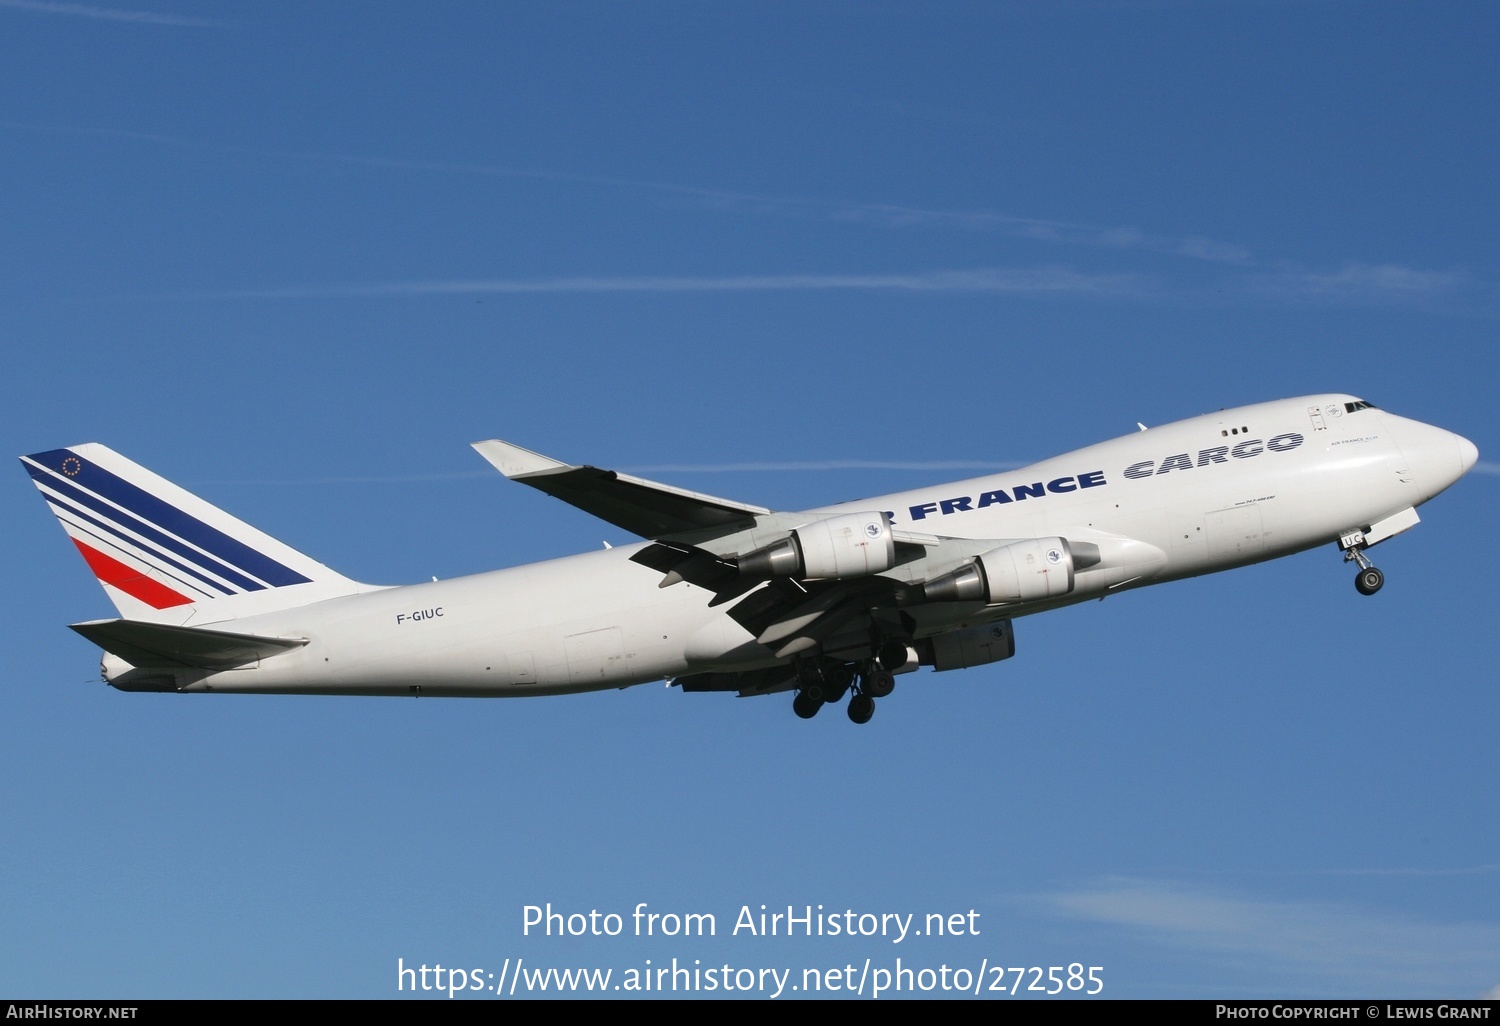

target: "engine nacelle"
[737,511,896,580]
[922,620,1016,671]
[922,537,1076,605]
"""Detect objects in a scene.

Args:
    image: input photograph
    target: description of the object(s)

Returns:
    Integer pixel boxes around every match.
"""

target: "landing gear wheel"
[792,692,824,719]
[847,693,875,724]
[1343,542,1383,596]
[863,669,895,699]
[877,640,909,671]
[826,663,855,690]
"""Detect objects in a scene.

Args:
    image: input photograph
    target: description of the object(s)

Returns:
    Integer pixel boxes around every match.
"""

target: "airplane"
[20,393,1479,724]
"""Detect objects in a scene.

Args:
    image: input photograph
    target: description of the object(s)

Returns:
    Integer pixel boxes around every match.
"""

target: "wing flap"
[70,618,307,669]
[472,439,770,539]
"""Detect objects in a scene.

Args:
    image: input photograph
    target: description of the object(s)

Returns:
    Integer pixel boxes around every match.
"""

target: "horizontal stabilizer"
[70,618,307,670]
[472,439,771,539]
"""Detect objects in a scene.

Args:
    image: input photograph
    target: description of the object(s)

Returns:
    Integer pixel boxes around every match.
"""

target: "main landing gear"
[791,658,898,724]
[792,690,823,719]
[1342,542,1385,596]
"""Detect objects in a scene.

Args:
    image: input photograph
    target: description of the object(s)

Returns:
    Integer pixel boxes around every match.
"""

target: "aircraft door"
[1206,506,1266,563]
[565,627,625,684]
[1168,508,1207,569]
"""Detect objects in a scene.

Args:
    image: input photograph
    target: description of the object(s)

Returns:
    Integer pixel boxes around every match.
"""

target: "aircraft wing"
[472,439,774,539]
[472,441,1011,660]
[71,618,308,669]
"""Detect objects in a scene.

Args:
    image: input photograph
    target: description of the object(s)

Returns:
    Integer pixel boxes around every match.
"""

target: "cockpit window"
[1344,400,1378,413]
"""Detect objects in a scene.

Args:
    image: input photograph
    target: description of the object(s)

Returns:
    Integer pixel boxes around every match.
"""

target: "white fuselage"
[154,394,1474,697]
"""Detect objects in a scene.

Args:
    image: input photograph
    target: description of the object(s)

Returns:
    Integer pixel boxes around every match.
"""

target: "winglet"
[470,439,773,539]
[471,439,570,479]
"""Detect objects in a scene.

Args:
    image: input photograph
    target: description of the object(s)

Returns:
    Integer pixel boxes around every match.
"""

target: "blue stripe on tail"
[24,449,312,589]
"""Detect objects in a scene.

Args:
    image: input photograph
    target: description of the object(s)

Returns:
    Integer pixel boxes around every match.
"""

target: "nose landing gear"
[1342,538,1385,595]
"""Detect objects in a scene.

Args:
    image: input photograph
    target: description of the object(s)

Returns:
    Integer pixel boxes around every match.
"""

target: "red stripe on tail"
[72,539,193,609]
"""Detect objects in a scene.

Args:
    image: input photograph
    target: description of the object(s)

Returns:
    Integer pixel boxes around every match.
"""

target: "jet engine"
[737,511,896,580]
[922,537,1076,605]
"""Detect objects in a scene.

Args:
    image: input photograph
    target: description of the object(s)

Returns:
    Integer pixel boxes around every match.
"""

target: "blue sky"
[3,0,1497,1000]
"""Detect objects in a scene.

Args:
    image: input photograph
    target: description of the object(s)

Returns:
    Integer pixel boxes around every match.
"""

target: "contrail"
[0,0,227,26]
[199,459,1026,486]
[163,267,1147,301]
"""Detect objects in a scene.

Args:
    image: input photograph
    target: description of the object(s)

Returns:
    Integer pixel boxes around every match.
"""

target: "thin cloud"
[776,199,1254,264]
[7,123,1250,268]
[1470,461,1500,477]
[293,153,1492,309]
[314,153,1256,265]
[1043,877,1500,994]
[315,151,724,199]
[202,460,1028,485]
[1196,862,1500,881]
[0,0,227,27]
[165,267,1151,301]
[1310,863,1500,878]
[199,472,494,486]
[627,460,1026,473]
[1247,262,1472,301]
[0,120,188,144]
[11,124,1484,312]
[151,262,1495,313]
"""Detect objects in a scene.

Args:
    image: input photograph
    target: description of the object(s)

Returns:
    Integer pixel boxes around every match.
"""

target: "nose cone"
[1384,414,1478,502]
[1457,434,1479,476]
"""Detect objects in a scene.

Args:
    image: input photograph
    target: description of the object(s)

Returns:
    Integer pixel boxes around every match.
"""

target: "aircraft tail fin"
[21,444,366,624]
